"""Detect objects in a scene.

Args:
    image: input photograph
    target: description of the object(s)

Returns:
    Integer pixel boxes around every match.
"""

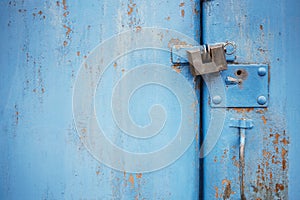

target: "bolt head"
[212,95,222,104]
[257,95,267,105]
[258,67,267,76]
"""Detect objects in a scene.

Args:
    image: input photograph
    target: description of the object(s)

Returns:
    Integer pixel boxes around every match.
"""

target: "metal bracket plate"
[211,64,269,108]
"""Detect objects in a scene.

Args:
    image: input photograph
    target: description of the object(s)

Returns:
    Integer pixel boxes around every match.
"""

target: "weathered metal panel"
[0,0,200,199]
[202,0,300,199]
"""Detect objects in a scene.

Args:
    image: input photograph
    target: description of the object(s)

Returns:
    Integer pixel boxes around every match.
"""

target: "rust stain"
[281,147,287,170]
[96,170,100,175]
[62,0,67,10]
[256,108,268,114]
[233,108,254,113]
[193,7,199,15]
[113,62,117,68]
[63,25,72,36]
[274,146,279,154]
[63,11,69,17]
[76,51,80,56]
[260,24,264,30]
[127,4,136,15]
[135,26,142,32]
[168,38,187,49]
[275,183,284,192]
[181,9,185,17]
[128,174,135,188]
[261,116,267,124]
[282,159,287,170]
[214,186,219,198]
[281,147,287,158]
[262,150,271,159]
[38,10,43,15]
[136,173,142,179]
[214,156,217,163]
[179,2,185,7]
[172,65,181,73]
[273,133,280,144]
[280,138,289,145]
[222,179,232,199]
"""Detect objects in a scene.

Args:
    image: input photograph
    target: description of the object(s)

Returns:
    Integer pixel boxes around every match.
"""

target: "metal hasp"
[230,118,254,200]
[186,43,227,75]
[211,64,269,108]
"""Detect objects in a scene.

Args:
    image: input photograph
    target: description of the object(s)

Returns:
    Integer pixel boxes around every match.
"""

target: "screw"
[258,67,267,76]
[257,96,267,105]
[212,95,222,104]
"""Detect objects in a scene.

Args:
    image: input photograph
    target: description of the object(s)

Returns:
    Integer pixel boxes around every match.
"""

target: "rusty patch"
[168,38,187,49]
[181,9,185,17]
[172,65,181,73]
[260,24,264,30]
[222,179,232,199]
[135,26,142,32]
[63,25,71,36]
[256,108,268,114]
[179,2,185,7]
[136,173,142,179]
[262,150,271,159]
[280,138,289,145]
[76,51,80,56]
[127,3,136,15]
[275,183,284,192]
[261,116,267,124]
[233,108,254,113]
[62,0,67,10]
[63,11,69,17]
[273,133,280,144]
[214,186,219,198]
[128,174,134,188]
[214,156,217,163]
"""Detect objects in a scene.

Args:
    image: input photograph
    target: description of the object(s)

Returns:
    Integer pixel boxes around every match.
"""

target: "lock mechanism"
[186,43,228,76]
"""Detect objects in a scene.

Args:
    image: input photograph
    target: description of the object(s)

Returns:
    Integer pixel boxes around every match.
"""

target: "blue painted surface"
[202,0,300,199]
[0,0,200,199]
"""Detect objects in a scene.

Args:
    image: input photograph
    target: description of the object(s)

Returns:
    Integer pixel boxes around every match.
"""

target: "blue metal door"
[0,0,200,199]
[201,0,300,199]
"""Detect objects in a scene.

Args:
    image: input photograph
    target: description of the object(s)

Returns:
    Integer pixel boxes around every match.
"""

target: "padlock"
[187,43,227,76]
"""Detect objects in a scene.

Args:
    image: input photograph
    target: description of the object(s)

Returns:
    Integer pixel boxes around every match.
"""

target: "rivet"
[257,95,267,105]
[258,67,267,76]
[212,95,222,104]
